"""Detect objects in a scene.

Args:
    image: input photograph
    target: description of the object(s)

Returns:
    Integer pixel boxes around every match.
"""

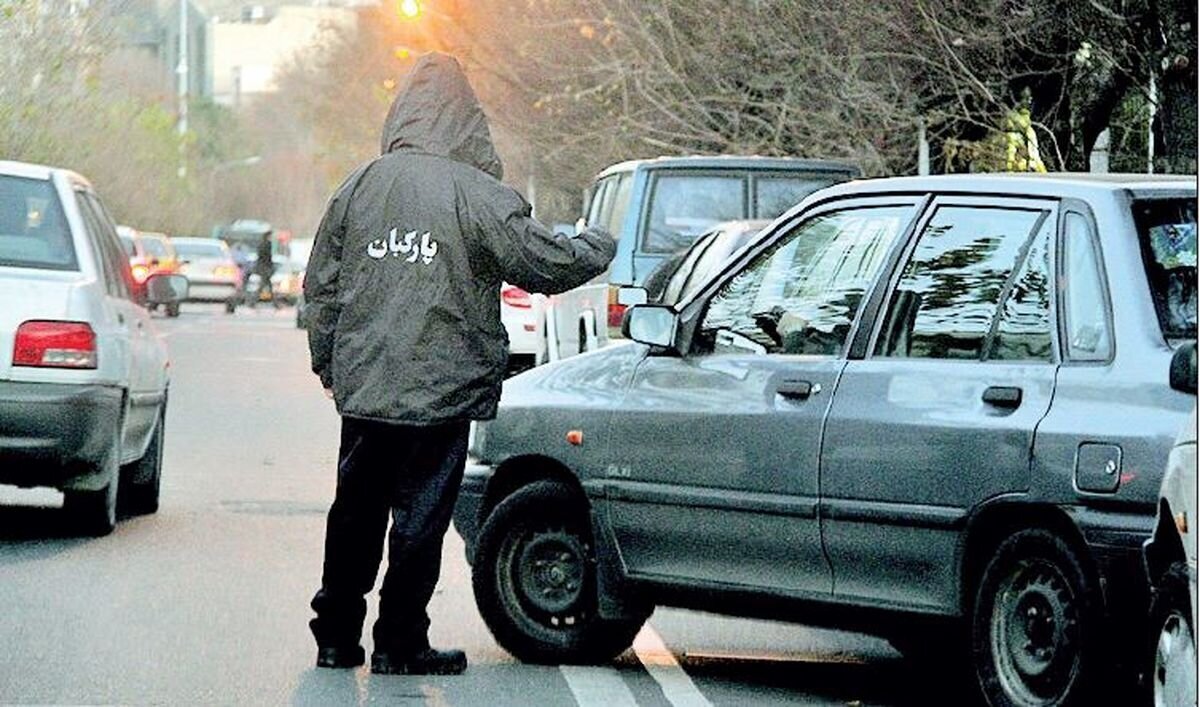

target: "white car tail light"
[13,321,98,369]
[501,285,532,309]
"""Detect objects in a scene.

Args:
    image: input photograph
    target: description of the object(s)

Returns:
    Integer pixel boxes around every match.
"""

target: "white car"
[172,236,241,310]
[0,160,186,535]
[1145,341,1198,706]
[501,282,543,376]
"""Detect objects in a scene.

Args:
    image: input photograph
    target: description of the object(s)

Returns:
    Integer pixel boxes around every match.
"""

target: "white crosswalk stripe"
[633,625,713,707]
[560,664,640,707]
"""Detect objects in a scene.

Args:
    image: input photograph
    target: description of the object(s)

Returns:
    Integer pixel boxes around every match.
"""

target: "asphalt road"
[0,305,961,706]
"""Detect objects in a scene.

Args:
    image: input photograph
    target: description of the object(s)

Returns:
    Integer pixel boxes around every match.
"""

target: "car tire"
[1147,561,1196,707]
[972,529,1101,707]
[166,302,181,318]
[225,300,237,314]
[472,480,647,664]
[121,402,165,515]
[63,425,119,537]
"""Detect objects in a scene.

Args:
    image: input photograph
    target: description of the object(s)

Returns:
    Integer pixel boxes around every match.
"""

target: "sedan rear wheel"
[63,424,119,536]
[472,481,646,664]
[972,529,1100,706]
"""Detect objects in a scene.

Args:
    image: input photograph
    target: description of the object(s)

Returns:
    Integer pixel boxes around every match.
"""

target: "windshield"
[174,241,226,259]
[0,175,76,270]
[142,237,170,258]
[1135,197,1197,339]
[643,174,745,254]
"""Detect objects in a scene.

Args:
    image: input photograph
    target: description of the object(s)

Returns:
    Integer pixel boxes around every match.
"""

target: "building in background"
[206,4,359,107]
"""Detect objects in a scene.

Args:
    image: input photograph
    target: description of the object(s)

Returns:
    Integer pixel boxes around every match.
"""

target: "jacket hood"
[381,53,503,180]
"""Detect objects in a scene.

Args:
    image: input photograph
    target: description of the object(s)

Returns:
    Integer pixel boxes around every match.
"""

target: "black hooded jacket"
[304,53,615,424]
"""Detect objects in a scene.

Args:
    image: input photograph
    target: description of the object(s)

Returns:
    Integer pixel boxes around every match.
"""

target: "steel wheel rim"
[497,525,592,633]
[990,560,1081,706]
[1153,610,1197,707]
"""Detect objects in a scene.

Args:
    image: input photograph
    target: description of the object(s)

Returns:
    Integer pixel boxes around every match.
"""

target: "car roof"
[595,155,860,180]
[814,172,1196,202]
[0,159,92,189]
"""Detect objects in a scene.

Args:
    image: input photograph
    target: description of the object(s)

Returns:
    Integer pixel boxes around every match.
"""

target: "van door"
[821,197,1059,612]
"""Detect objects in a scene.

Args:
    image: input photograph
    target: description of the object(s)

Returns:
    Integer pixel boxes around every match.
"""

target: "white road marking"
[634,625,712,707]
[560,665,639,707]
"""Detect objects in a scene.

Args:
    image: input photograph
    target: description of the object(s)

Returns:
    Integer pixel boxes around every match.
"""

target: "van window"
[755,176,838,219]
[0,175,77,270]
[604,174,634,236]
[644,174,745,254]
[1134,198,1196,339]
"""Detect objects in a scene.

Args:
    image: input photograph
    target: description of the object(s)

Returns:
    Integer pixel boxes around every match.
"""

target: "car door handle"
[982,386,1022,409]
[777,379,820,400]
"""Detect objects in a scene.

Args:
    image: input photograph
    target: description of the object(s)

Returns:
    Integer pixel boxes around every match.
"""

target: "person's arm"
[474,183,615,295]
[304,165,368,389]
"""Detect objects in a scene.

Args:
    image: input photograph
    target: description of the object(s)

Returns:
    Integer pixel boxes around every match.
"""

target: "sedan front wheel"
[472,480,646,664]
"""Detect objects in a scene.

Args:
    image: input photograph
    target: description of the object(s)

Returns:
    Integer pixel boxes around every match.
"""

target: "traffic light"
[398,0,421,19]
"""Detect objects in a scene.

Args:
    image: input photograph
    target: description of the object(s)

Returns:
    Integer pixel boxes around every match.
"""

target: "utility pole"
[1147,75,1157,174]
[177,0,190,179]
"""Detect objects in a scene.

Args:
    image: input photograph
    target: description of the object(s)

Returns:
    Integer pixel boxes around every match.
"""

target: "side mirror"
[622,304,677,349]
[1169,341,1197,394]
[617,287,648,307]
[145,273,189,306]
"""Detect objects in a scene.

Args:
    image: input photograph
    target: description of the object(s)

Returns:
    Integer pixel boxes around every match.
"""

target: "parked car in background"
[1143,341,1197,707]
[171,236,241,313]
[538,156,859,364]
[454,173,1196,706]
[0,160,187,535]
[118,226,182,317]
[642,219,769,305]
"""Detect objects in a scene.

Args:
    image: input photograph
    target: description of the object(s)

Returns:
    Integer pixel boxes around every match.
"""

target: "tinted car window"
[755,176,835,219]
[699,206,912,356]
[1062,213,1113,361]
[0,175,77,270]
[1134,198,1196,339]
[644,174,745,254]
[874,206,1049,361]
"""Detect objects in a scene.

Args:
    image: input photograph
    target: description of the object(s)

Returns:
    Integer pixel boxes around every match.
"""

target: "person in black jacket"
[303,53,615,675]
[249,231,277,308]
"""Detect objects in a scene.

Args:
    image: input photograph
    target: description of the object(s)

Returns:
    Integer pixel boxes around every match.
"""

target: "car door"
[77,192,160,458]
[603,198,920,595]
[820,197,1059,612]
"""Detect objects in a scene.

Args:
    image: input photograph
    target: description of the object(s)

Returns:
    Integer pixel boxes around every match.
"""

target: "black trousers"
[310,416,468,653]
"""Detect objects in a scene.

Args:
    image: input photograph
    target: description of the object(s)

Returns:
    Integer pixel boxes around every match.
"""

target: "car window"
[1133,198,1196,339]
[0,175,77,271]
[874,206,1052,361]
[754,176,837,219]
[604,174,634,236]
[698,205,912,356]
[79,193,133,300]
[586,178,611,226]
[643,174,745,254]
[174,241,225,259]
[1061,213,1113,361]
[119,235,137,257]
[142,237,169,258]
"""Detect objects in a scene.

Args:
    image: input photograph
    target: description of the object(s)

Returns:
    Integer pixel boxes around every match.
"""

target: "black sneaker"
[371,648,467,675]
[316,645,365,669]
